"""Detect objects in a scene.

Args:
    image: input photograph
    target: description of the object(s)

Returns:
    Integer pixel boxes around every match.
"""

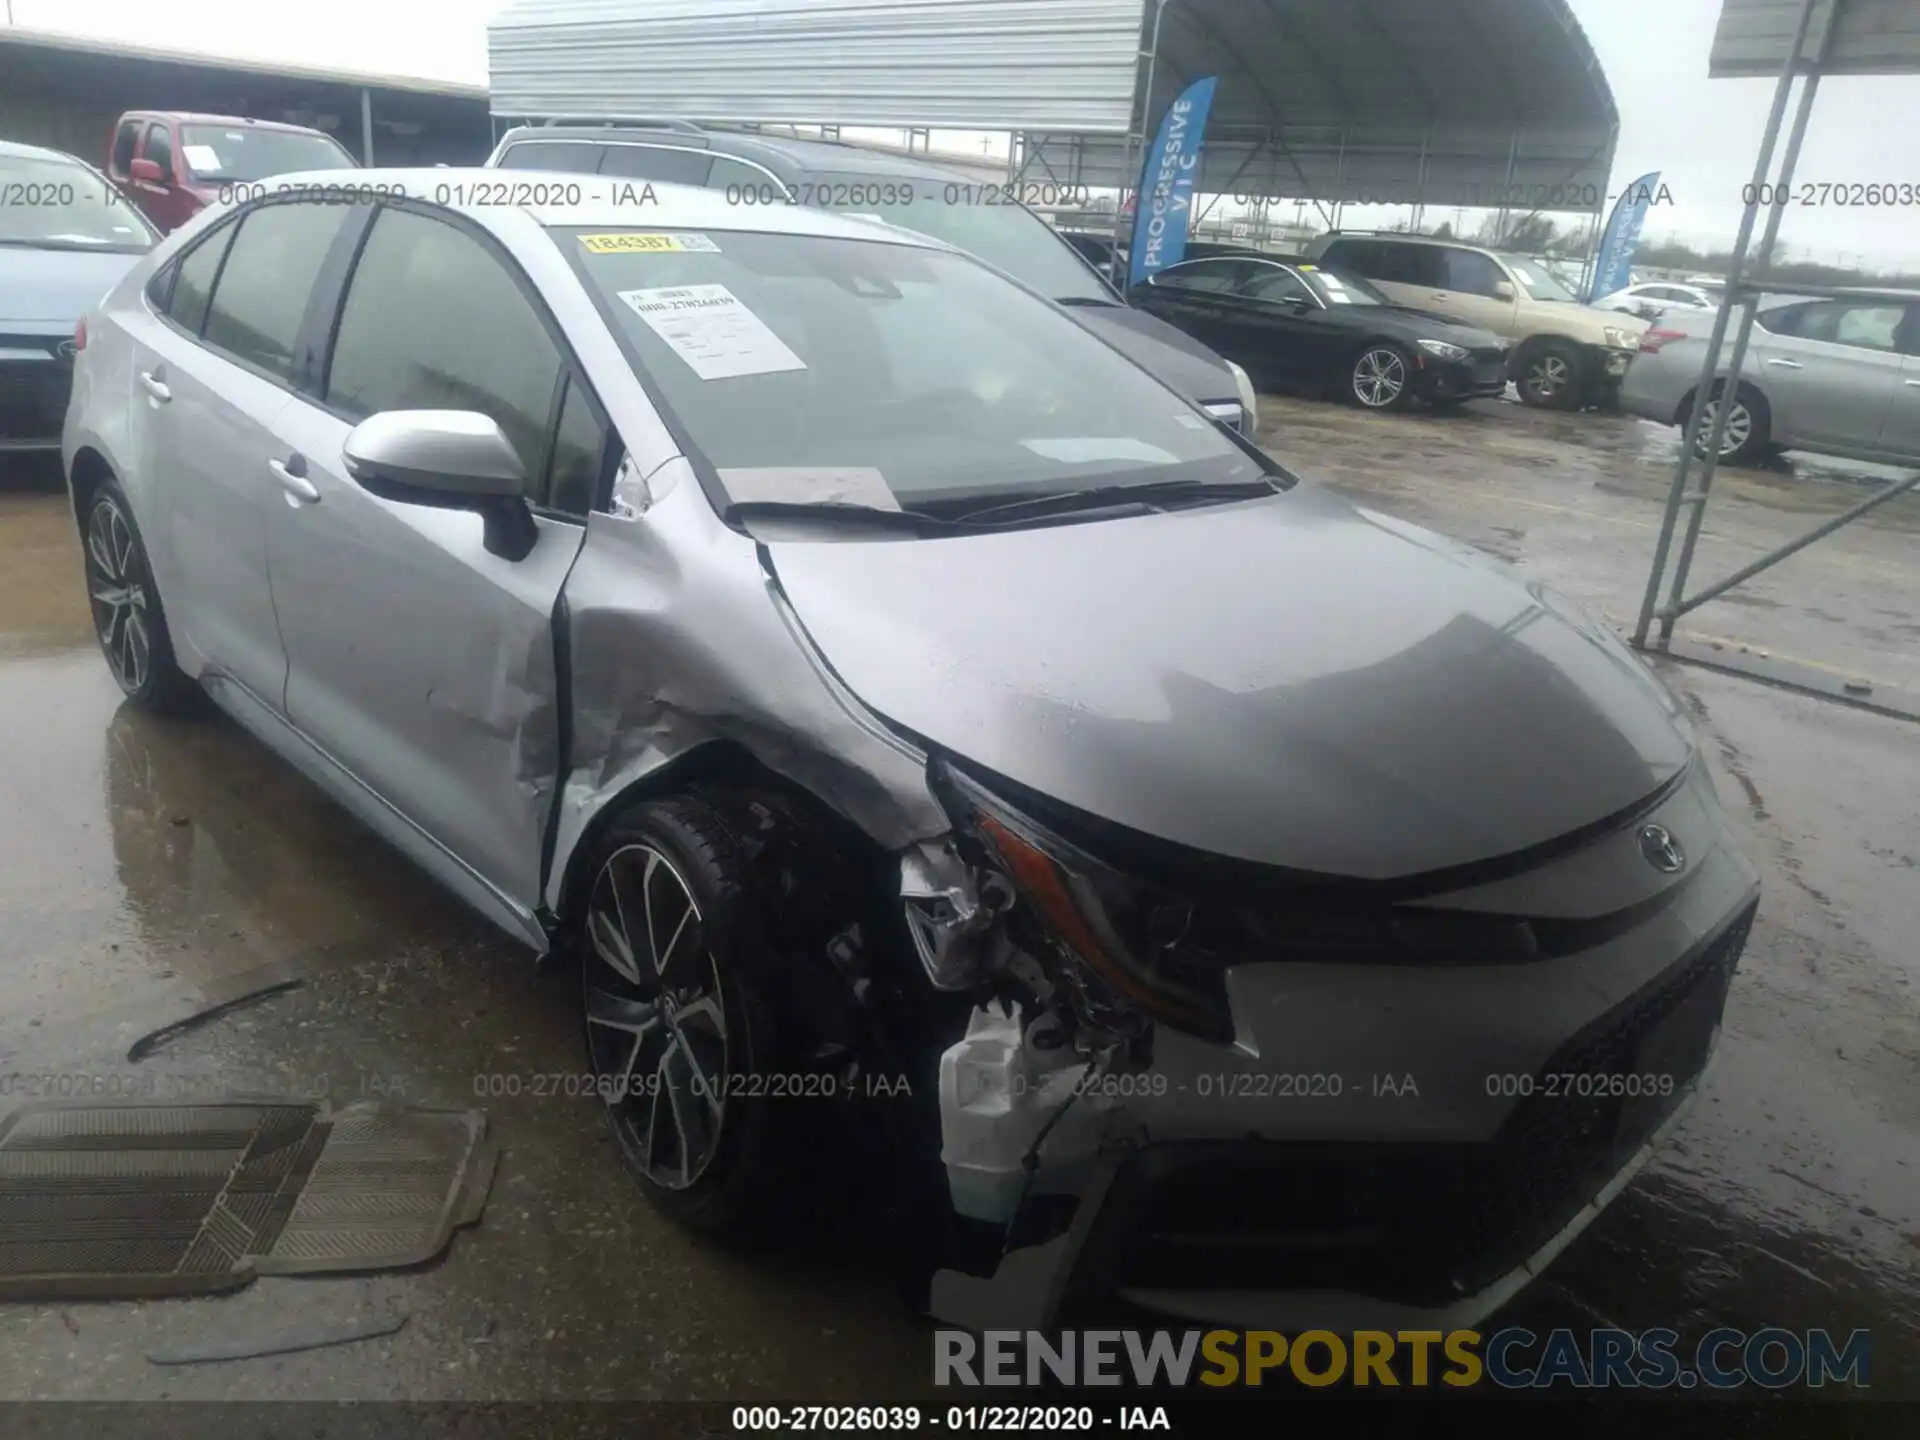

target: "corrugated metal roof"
[487,0,1619,209]
[1708,0,1920,79]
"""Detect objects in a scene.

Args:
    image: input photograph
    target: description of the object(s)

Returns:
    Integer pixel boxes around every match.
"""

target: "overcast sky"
[10,0,1920,266]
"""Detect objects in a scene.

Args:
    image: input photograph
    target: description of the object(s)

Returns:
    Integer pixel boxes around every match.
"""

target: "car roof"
[269,168,951,246]
[117,111,336,134]
[494,125,980,184]
[0,138,94,164]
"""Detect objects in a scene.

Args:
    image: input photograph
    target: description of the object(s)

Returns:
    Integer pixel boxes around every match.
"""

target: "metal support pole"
[360,88,375,166]
[1632,0,1820,648]
[1493,129,1520,245]
[1658,64,1824,639]
[1412,126,1430,231]
[1110,0,1168,288]
[1330,127,1347,231]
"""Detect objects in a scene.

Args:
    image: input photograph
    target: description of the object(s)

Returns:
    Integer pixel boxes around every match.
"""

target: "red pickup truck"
[106,111,357,233]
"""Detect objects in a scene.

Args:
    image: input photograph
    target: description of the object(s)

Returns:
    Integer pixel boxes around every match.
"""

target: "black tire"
[81,481,196,711]
[1347,342,1416,412]
[1687,385,1772,466]
[577,793,795,1235]
[1515,339,1586,410]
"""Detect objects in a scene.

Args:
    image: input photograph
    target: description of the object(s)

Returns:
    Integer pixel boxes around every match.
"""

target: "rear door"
[1751,299,1908,450]
[1428,248,1521,336]
[1321,238,1440,312]
[264,202,603,913]
[122,200,350,701]
[1870,306,1920,459]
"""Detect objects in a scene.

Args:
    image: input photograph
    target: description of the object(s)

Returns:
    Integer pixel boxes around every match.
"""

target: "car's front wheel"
[1348,344,1415,411]
[579,794,793,1234]
[1515,340,1586,410]
[82,481,194,711]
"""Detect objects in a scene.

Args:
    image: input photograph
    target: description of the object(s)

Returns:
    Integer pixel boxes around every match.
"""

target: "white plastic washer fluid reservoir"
[937,1002,1090,1224]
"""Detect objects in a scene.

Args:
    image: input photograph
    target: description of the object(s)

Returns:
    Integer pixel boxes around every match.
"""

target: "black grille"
[1087,900,1758,1307]
[0,353,73,445]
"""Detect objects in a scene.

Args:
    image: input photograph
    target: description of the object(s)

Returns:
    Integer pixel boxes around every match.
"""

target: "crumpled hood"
[1067,302,1239,406]
[0,247,145,326]
[764,485,1693,880]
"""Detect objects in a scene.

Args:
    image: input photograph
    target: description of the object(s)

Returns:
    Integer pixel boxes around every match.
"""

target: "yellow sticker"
[1298,263,1318,271]
[578,232,719,254]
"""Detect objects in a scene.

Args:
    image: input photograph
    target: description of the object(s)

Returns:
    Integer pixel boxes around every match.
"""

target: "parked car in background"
[1596,281,1723,322]
[1306,231,1648,410]
[485,122,1260,436]
[1133,255,1508,411]
[64,172,1757,1330]
[1621,291,1920,465]
[0,140,156,459]
[106,112,357,233]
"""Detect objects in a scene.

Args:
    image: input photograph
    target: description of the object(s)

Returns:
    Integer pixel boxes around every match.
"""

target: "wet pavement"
[0,398,1917,1402]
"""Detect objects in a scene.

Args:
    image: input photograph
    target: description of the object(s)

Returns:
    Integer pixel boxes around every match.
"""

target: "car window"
[546,375,608,516]
[111,121,140,176]
[143,124,174,179]
[201,201,350,380]
[179,126,355,183]
[1776,301,1907,352]
[568,228,1257,511]
[1318,239,1376,274]
[0,151,152,252]
[1240,266,1316,304]
[1831,304,1906,352]
[1374,242,1444,287]
[596,144,714,185]
[1641,286,1678,302]
[497,141,606,175]
[325,205,563,484]
[1443,249,1508,297]
[1154,260,1251,293]
[707,156,781,194]
[165,220,237,334]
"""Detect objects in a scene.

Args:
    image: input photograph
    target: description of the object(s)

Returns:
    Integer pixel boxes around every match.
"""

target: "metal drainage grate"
[0,1102,493,1299]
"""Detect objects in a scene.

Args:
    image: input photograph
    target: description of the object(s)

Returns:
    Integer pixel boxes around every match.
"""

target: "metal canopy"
[1709,0,1920,78]
[487,0,1618,212]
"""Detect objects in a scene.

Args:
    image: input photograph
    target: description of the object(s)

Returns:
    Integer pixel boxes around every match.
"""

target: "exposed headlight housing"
[937,763,1233,1045]
[1416,338,1469,361]
[1225,360,1259,436]
[1603,326,1637,350]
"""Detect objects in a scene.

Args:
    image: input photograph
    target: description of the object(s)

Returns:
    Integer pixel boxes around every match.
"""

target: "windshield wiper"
[724,500,982,534]
[1054,295,1123,308]
[946,476,1277,527]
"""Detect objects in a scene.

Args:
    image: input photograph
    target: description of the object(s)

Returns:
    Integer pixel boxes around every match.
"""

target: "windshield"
[1293,263,1390,307]
[179,125,355,183]
[1502,254,1579,303]
[812,174,1113,303]
[565,227,1257,513]
[0,153,152,252]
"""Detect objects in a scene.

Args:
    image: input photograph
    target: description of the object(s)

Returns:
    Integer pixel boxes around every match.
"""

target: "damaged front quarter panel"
[546,459,953,915]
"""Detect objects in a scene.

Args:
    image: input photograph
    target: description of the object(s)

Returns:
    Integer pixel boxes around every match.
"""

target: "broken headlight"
[939,764,1233,1046]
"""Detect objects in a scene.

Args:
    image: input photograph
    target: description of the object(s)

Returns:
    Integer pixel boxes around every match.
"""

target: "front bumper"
[1412,351,1509,402]
[0,343,75,453]
[928,765,1760,1331]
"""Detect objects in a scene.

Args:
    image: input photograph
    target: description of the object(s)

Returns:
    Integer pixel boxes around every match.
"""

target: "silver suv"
[64,171,1758,1331]
[1309,231,1649,409]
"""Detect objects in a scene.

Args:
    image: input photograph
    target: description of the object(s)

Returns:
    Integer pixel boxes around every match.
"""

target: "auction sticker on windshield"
[617,284,806,380]
[580,232,720,254]
[182,144,222,172]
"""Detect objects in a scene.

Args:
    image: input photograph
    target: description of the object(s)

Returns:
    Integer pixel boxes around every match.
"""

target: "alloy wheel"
[1527,353,1573,402]
[1352,348,1406,408]
[85,497,152,695]
[583,843,730,1190]
[1695,398,1753,457]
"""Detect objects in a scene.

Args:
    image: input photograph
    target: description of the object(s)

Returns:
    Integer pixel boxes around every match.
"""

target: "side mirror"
[343,410,538,560]
[129,158,164,184]
[1492,280,1517,301]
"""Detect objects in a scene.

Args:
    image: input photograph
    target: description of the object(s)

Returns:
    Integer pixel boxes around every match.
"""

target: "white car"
[1596,282,1723,323]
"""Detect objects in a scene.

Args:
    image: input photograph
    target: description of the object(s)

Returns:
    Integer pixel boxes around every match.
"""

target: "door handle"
[269,456,320,505]
[138,370,171,403]
[1430,292,1452,300]
[1764,358,1804,369]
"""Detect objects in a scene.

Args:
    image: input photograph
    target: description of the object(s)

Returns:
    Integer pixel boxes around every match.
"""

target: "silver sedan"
[64,170,1759,1332]
[1621,290,1920,465]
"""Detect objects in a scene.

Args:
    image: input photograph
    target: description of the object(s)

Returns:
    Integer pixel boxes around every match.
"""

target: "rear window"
[564,226,1254,512]
[595,145,715,185]
[496,141,607,175]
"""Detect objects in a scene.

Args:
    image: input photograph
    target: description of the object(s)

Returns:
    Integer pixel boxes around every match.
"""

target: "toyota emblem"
[1638,823,1686,874]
